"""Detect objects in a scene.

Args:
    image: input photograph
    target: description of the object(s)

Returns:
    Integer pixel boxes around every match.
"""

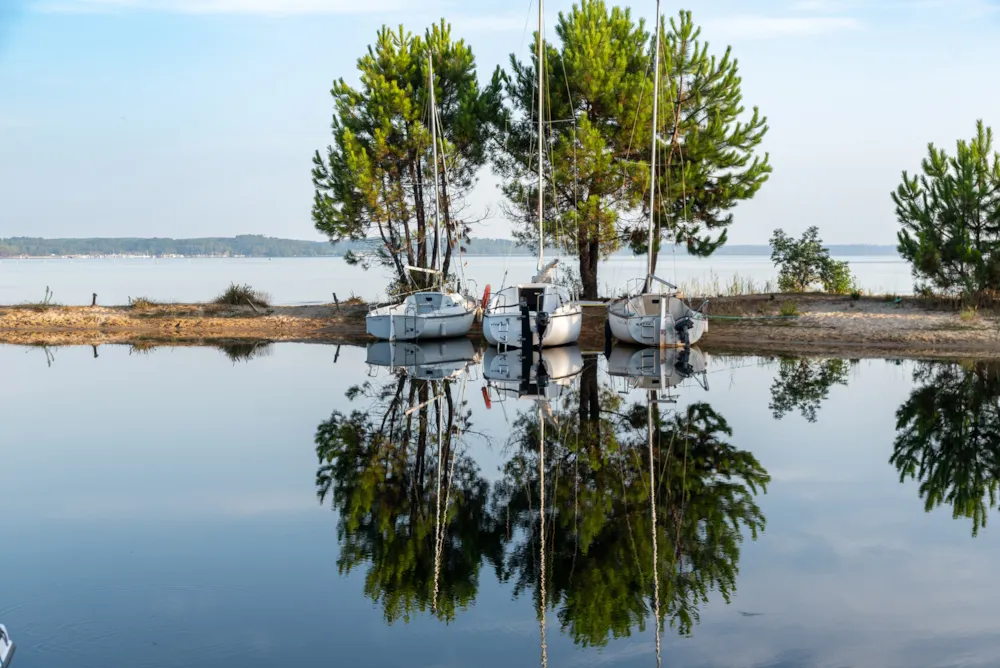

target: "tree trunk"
[578,234,599,300]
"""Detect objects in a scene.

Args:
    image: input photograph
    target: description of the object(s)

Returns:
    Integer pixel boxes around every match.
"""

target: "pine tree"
[495,4,769,298]
[311,22,501,293]
[894,120,1000,297]
[495,0,650,299]
[635,10,771,276]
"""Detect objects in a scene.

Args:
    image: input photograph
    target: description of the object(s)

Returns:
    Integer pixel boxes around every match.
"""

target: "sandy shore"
[2,295,999,358]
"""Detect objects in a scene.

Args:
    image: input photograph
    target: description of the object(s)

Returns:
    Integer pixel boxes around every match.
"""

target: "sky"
[1,0,999,244]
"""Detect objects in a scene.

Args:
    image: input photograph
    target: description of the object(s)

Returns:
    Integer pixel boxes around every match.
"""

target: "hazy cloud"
[35,0,408,14]
[705,15,862,39]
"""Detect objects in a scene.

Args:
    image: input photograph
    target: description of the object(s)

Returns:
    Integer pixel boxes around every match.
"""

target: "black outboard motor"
[535,310,550,343]
[674,316,694,349]
[674,346,694,378]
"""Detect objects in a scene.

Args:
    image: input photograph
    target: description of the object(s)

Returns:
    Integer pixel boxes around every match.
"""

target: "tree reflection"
[769,357,852,422]
[315,372,503,623]
[892,361,1000,536]
[494,358,769,647]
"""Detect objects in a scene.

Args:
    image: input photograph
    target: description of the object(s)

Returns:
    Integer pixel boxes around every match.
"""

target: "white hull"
[482,344,584,401]
[482,282,582,348]
[607,294,707,347]
[365,339,479,380]
[606,344,707,390]
[366,291,476,342]
[483,307,582,348]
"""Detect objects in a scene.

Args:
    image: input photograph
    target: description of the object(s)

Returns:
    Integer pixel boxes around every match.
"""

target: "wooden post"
[91,293,97,306]
[333,292,341,312]
[92,344,98,358]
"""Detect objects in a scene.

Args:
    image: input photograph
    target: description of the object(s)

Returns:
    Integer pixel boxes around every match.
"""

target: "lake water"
[2,341,999,667]
[0,254,911,306]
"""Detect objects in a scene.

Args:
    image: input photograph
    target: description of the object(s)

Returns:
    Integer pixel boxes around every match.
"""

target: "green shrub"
[779,301,799,317]
[214,283,271,308]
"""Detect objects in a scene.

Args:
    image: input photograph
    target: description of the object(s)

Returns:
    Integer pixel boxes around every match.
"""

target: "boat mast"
[646,0,662,292]
[429,50,444,291]
[537,0,545,274]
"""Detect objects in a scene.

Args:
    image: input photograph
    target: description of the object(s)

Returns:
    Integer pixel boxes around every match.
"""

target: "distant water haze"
[0,254,912,306]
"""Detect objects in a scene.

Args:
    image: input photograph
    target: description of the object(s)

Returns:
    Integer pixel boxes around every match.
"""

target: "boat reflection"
[482,344,584,402]
[605,344,708,395]
[365,338,480,381]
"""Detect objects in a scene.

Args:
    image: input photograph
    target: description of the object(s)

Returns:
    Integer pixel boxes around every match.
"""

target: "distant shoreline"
[0,235,900,260]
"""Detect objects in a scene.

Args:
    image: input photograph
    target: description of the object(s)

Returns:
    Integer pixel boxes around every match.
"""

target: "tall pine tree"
[495,1,650,299]
[311,22,501,293]
[634,10,770,275]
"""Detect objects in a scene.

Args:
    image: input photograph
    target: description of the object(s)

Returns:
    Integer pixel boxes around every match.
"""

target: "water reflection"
[768,357,854,422]
[317,343,770,657]
[892,361,1000,536]
[315,352,502,623]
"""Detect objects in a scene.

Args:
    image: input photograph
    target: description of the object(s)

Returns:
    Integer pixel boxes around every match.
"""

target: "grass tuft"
[214,283,271,308]
[779,300,799,317]
[19,286,59,312]
[959,306,979,322]
[128,296,158,310]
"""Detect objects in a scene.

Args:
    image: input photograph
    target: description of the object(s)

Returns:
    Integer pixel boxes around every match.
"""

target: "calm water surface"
[2,342,998,667]
[0,255,910,306]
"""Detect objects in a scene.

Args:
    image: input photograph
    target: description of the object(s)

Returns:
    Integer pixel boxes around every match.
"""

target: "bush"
[850,288,862,301]
[960,306,978,322]
[894,120,1000,297]
[771,227,856,293]
[214,283,271,308]
[128,296,158,310]
[779,301,799,317]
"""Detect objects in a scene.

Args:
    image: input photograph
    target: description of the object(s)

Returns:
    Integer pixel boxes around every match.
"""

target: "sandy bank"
[2,295,999,358]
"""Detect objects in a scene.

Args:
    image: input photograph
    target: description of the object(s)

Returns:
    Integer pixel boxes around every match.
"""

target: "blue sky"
[2,0,999,243]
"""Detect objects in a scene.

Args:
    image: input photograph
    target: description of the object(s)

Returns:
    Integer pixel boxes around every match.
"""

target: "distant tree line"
[0,235,561,258]
[0,235,897,259]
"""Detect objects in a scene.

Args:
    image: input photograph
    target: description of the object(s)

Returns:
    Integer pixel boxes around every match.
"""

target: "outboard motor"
[674,316,694,349]
[674,347,694,378]
[535,310,550,342]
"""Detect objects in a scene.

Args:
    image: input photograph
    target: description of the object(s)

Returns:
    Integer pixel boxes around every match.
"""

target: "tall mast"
[537,0,545,273]
[429,50,443,290]
[646,0,662,289]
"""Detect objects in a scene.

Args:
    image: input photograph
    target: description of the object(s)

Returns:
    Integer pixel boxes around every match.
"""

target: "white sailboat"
[0,624,14,668]
[606,0,708,348]
[366,51,477,342]
[482,0,582,349]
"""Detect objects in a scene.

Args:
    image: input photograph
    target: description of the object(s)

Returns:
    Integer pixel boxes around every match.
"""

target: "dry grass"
[960,306,979,322]
[128,296,159,310]
[779,300,799,317]
[678,272,778,298]
[214,283,271,308]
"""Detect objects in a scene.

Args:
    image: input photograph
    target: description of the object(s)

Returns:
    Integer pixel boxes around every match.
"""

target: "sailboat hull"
[482,283,582,348]
[483,307,581,348]
[607,294,707,347]
[366,292,477,342]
